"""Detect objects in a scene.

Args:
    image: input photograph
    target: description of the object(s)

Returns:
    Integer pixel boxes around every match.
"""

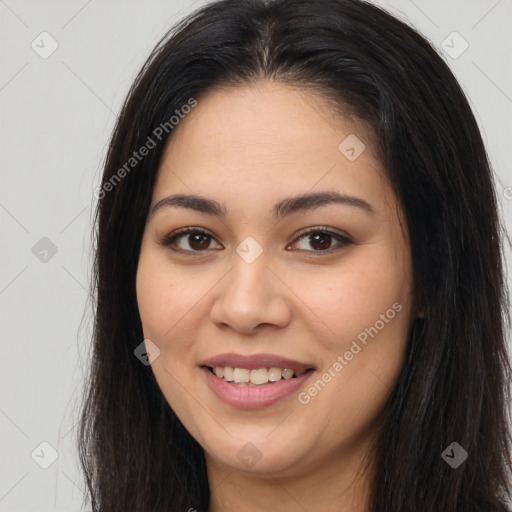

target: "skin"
[136,81,417,512]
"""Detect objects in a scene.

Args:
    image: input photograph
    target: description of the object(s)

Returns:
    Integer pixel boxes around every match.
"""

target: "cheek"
[291,251,411,349]
[136,248,190,346]
[136,260,172,340]
[292,252,412,430]
[136,246,216,376]
[136,250,201,407]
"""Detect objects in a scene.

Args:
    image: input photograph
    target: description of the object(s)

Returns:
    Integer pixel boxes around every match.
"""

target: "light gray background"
[0,0,511,510]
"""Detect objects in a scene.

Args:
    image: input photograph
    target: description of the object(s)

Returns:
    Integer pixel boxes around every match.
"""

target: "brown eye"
[161,228,222,253]
[161,226,351,256]
[186,232,212,250]
[290,227,352,253]
[307,232,332,251]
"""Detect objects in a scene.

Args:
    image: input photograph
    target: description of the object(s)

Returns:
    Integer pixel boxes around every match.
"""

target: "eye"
[288,227,352,254]
[161,227,222,254]
[161,226,352,255]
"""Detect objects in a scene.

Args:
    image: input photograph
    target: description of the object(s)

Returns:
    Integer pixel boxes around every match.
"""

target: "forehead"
[164,81,371,163]
[154,81,391,216]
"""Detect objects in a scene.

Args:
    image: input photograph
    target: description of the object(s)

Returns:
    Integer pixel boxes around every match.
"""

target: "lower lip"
[201,367,314,409]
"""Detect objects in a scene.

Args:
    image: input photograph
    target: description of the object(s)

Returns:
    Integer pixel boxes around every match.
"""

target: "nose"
[209,254,292,335]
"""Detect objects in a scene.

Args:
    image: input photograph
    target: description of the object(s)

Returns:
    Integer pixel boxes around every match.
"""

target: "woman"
[78,0,512,510]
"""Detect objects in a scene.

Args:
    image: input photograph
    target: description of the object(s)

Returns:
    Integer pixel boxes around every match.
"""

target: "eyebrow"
[150,191,375,218]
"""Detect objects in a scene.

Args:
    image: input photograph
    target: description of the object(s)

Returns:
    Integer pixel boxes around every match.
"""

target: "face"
[136,81,415,479]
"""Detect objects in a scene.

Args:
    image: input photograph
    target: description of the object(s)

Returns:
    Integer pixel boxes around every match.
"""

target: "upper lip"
[200,353,315,372]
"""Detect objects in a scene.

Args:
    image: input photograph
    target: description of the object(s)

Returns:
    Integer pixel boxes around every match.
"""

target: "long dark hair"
[77,0,512,510]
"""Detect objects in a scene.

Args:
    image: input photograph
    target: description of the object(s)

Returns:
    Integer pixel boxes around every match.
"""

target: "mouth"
[199,353,316,408]
[203,365,315,386]
[199,354,316,408]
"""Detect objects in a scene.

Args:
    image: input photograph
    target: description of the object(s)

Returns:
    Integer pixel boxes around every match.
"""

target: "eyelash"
[160,226,352,256]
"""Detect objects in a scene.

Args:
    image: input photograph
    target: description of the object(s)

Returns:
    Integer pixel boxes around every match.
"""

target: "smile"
[207,365,310,385]
[201,365,315,408]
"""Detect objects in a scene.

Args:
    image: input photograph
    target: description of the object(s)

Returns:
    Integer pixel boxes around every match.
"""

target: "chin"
[201,426,310,476]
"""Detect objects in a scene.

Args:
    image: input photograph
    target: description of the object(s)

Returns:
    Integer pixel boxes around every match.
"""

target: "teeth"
[233,368,250,383]
[282,368,294,379]
[211,366,308,385]
[223,366,234,381]
[250,368,269,384]
[268,367,283,381]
